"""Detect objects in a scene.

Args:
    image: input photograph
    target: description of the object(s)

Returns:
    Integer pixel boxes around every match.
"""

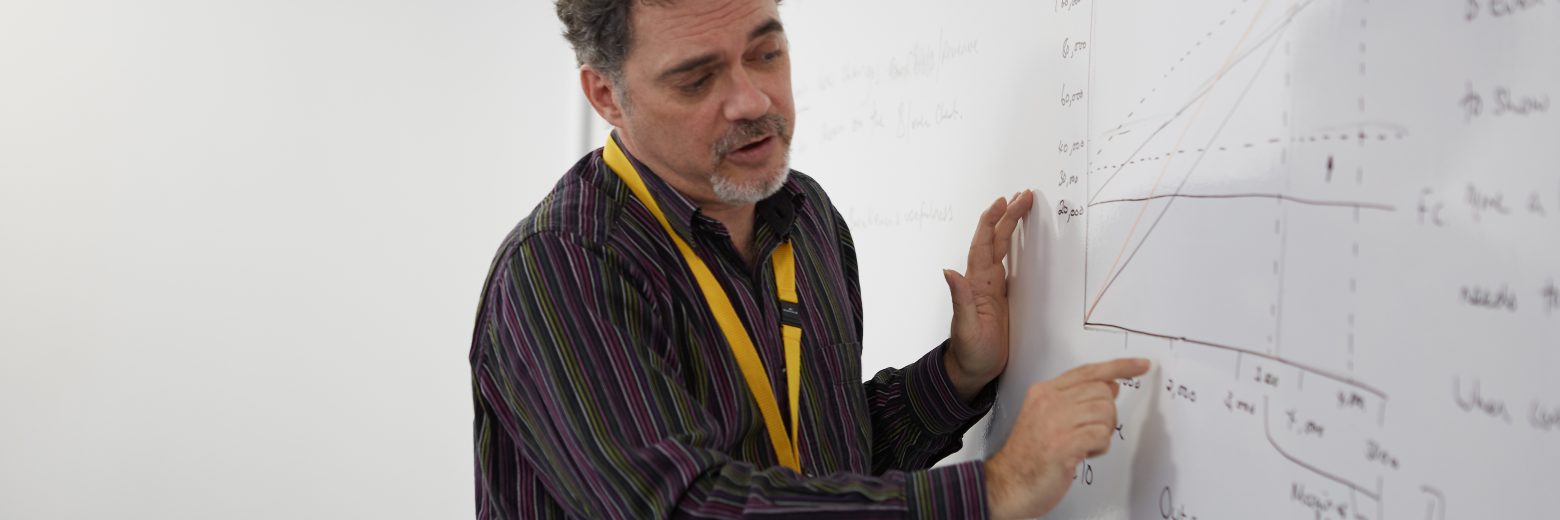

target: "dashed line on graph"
[1087,132,1404,174]
[1119,0,1255,123]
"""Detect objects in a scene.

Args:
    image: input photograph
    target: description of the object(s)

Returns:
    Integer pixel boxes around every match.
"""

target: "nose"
[722,66,772,122]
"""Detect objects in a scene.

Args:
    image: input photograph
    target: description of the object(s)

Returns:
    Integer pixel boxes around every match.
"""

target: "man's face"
[612,0,794,206]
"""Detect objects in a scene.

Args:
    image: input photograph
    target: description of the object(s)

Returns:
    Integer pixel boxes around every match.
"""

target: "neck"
[616,132,760,265]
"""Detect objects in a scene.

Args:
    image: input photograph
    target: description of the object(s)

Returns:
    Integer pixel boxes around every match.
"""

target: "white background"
[1,1,585,517]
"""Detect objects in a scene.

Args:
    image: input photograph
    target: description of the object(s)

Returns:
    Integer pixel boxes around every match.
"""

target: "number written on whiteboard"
[1056,200,1085,223]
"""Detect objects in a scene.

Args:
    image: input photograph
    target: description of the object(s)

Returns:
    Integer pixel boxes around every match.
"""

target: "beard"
[711,163,790,204]
[709,114,792,205]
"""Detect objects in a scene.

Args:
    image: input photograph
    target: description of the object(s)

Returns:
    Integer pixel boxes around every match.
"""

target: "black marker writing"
[1453,376,1513,423]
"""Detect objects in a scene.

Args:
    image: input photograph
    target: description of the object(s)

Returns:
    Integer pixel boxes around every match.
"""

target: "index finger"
[965,197,1007,272]
[1054,358,1152,388]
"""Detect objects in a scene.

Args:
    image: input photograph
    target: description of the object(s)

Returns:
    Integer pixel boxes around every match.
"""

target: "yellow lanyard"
[603,136,805,472]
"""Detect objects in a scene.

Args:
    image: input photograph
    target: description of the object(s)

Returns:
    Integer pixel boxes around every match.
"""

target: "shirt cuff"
[904,340,996,436]
[904,460,990,520]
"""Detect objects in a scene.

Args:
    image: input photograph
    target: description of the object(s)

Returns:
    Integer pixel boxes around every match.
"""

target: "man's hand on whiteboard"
[944,190,1036,403]
[984,358,1152,520]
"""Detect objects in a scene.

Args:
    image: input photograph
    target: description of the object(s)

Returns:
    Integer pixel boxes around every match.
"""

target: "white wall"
[0,1,585,518]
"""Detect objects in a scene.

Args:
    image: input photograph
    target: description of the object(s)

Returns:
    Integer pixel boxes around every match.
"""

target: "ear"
[580,65,627,129]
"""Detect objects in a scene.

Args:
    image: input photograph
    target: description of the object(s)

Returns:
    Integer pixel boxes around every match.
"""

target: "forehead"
[629,0,781,63]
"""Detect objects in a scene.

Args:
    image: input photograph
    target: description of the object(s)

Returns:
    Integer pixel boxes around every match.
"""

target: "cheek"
[763,78,797,121]
[770,61,795,103]
[640,104,721,146]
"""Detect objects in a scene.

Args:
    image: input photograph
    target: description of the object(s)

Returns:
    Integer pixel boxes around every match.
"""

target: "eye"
[680,74,712,93]
[762,49,785,62]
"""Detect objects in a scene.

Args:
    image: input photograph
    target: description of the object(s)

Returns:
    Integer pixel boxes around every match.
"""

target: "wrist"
[984,455,1017,520]
[943,346,992,403]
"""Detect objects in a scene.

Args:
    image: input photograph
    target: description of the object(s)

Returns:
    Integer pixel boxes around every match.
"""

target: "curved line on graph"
[1263,396,1384,501]
[1085,321,1387,399]
[1089,192,1397,211]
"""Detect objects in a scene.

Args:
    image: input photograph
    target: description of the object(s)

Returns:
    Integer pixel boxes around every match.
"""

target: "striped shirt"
[469,138,994,519]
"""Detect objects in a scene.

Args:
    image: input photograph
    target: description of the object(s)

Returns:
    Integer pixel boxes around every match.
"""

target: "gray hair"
[554,0,781,86]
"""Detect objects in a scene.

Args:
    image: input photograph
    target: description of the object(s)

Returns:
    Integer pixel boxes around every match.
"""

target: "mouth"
[723,134,778,165]
[739,135,770,150]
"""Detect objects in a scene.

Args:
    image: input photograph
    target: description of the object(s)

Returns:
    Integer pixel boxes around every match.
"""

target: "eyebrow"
[749,18,783,41]
[659,53,720,82]
[657,17,786,82]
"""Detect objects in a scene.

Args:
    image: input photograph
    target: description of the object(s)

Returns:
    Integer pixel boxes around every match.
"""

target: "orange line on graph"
[1085,0,1277,322]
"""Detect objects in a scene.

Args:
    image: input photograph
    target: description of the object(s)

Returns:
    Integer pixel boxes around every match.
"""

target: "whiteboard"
[786,0,1559,518]
[0,1,584,517]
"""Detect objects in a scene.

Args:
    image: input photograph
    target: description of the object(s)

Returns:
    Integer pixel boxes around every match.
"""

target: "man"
[468,0,1151,517]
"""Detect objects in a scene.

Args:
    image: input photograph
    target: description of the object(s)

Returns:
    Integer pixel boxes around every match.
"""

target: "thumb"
[944,269,979,320]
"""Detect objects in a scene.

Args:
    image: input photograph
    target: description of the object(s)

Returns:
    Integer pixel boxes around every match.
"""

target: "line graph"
[1063,1,1417,515]
[977,0,1558,516]
[1076,0,1403,392]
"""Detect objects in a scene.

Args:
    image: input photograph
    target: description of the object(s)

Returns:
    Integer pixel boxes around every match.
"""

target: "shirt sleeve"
[825,199,997,475]
[863,341,997,474]
[472,232,989,519]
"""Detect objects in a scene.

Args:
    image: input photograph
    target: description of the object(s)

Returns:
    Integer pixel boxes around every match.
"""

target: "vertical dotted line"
[1273,31,1294,356]
[1348,0,1369,373]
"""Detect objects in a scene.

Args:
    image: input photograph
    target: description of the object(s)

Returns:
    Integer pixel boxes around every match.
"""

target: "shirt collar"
[610,132,806,244]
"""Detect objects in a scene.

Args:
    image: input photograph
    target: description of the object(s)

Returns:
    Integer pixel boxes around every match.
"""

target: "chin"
[712,163,790,205]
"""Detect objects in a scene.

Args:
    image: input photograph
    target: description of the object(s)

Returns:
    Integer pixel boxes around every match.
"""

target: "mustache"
[712,115,791,163]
